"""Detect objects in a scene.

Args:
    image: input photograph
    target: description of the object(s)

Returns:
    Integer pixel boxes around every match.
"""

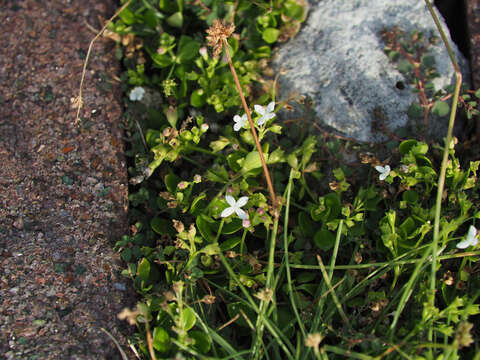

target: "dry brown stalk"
[206,20,278,212]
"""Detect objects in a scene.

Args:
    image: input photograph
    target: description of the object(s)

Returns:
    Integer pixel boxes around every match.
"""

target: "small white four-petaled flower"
[254,101,276,125]
[233,114,247,131]
[221,195,249,220]
[375,165,391,181]
[129,86,145,101]
[456,225,478,249]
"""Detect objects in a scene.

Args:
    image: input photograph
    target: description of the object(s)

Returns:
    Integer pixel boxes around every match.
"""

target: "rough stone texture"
[273,0,469,142]
[0,0,136,359]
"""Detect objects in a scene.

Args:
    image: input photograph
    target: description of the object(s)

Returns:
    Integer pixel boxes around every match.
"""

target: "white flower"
[233,114,247,131]
[254,101,276,125]
[375,165,391,181]
[129,86,145,101]
[221,195,249,220]
[456,225,478,249]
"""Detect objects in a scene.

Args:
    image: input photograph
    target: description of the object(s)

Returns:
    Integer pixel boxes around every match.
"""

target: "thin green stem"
[184,144,226,159]
[424,0,463,345]
[316,254,351,329]
[284,170,307,339]
[252,213,280,359]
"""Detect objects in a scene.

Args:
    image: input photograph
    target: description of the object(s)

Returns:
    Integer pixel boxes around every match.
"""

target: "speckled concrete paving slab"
[0,1,136,358]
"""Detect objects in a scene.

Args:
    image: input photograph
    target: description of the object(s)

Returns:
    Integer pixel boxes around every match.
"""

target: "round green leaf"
[167,12,183,28]
[398,139,418,155]
[196,215,215,242]
[189,330,211,354]
[402,190,418,204]
[153,326,170,353]
[241,151,265,174]
[262,28,280,44]
[180,307,196,331]
[151,53,172,68]
[190,89,206,107]
[313,228,335,251]
[151,217,175,236]
[407,103,423,118]
[432,101,450,117]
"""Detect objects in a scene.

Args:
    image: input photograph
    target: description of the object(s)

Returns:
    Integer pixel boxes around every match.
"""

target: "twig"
[222,38,278,213]
[73,0,132,124]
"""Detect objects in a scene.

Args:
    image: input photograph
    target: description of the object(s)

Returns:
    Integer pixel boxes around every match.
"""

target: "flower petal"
[379,173,388,181]
[456,238,473,249]
[466,225,477,241]
[236,196,249,207]
[266,101,275,112]
[235,208,248,220]
[254,104,265,115]
[221,207,235,218]
[225,195,236,206]
[375,165,385,173]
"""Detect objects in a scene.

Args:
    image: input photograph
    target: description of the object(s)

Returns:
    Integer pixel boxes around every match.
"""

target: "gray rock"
[273,0,469,142]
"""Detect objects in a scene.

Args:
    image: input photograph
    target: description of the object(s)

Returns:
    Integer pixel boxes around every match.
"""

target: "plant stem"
[74,0,132,124]
[222,39,277,212]
[424,0,462,345]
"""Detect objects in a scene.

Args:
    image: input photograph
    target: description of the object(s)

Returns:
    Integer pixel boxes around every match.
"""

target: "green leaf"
[138,258,151,281]
[196,215,216,242]
[151,217,176,236]
[163,105,178,128]
[206,166,229,183]
[180,307,196,331]
[262,28,280,44]
[399,139,418,155]
[165,172,180,193]
[190,193,207,216]
[298,212,316,237]
[177,36,201,62]
[119,7,135,25]
[220,237,242,251]
[397,59,413,74]
[151,53,172,68]
[402,190,418,204]
[283,0,305,21]
[432,101,450,117]
[189,330,211,354]
[210,137,230,153]
[421,55,435,68]
[159,0,178,13]
[227,152,243,172]
[407,103,423,118]
[475,88,480,98]
[167,12,183,28]
[313,228,335,251]
[153,326,170,353]
[121,248,132,262]
[190,89,206,107]
[200,243,220,256]
[241,151,266,174]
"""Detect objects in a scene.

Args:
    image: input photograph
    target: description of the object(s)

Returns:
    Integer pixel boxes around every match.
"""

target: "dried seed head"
[206,19,235,57]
